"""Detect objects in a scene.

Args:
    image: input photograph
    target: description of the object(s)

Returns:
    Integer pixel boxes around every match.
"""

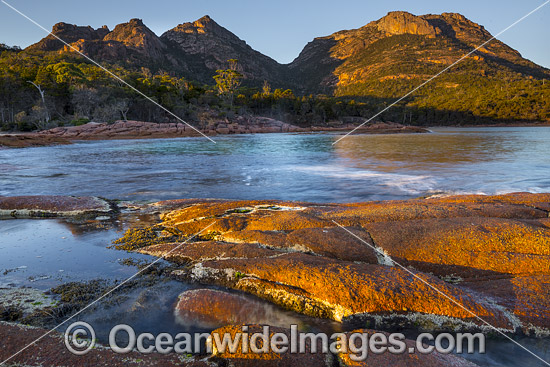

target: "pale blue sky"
[1,0,549,67]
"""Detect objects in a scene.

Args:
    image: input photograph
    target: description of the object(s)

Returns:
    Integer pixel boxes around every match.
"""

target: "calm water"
[1,127,550,366]
[1,127,550,202]
[0,219,330,344]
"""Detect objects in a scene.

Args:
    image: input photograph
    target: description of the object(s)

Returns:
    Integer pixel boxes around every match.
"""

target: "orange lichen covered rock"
[364,217,550,276]
[462,274,550,334]
[191,253,511,330]
[330,196,548,223]
[209,324,333,366]
[120,193,550,335]
[338,329,478,366]
[222,227,380,263]
[139,241,277,263]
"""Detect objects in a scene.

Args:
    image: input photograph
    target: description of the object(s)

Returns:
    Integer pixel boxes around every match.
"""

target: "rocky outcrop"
[103,18,167,59]
[116,193,550,336]
[337,329,478,367]
[208,325,478,366]
[26,23,108,52]
[0,134,70,148]
[28,18,166,62]
[31,120,427,142]
[0,120,426,148]
[376,11,440,38]
[161,16,286,85]
[0,196,113,218]
[35,118,302,139]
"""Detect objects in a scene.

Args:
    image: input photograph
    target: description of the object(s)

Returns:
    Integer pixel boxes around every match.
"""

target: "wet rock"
[0,287,57,319]
[462,274,550,335]
[179,253,511,331]
[117,193,550,335]
[0,195,113,218]
[0,322,211,367]
[175,289,305,329]
[209,324,333,367]
[0,134,70,148]
[337,329,479,366]
[208,325,478,367]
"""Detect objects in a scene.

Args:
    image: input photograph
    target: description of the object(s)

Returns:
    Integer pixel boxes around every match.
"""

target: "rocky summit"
[24,11,550,91]
[27,18,168,63]
[161,16,286,85]
[288,11,549,97]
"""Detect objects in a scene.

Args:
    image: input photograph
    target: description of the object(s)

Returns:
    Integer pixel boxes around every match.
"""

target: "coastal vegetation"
[2,48,548,132]
[1,11,549,132]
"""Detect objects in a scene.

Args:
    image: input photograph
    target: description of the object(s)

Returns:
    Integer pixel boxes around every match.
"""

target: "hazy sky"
[1,0,549,67]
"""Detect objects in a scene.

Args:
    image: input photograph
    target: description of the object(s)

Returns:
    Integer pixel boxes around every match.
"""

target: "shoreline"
[429,121,550,128]
[2,118,550,149]
[0,118,426,148]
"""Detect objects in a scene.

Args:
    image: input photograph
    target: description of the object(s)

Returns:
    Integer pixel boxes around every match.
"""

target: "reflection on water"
[334,129,515,169]
[0,219,151,289]
[1,127,549,202]
[0,218,340,345]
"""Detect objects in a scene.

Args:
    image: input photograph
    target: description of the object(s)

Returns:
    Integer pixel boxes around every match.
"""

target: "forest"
[1,44,549,132]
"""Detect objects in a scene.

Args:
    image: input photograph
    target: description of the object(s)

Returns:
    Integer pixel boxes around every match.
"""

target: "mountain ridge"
[23,11,549,86]
[1,11,548,128]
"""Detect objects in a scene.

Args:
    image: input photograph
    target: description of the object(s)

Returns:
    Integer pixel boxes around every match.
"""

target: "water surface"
[1,127,549,202]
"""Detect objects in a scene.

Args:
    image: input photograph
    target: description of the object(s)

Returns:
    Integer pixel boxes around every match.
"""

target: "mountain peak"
[102,18,166,58]
[28,22,105,51]
[166,15,224,36]
[197,15,213,23]
[377,11,440,37]
[128,18,144,26]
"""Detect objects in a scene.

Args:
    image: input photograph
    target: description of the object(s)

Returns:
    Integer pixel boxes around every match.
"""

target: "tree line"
[0,47,548,132]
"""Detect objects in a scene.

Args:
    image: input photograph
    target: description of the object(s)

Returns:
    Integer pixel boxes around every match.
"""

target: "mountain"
[25,16,286,86]
[26,22,110,52]
[26,19,167,63]
[161,16,286,85]
[4,12,549,126]
[102,18,167,59]
[289,11,549,88]
[288,11,550,121]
